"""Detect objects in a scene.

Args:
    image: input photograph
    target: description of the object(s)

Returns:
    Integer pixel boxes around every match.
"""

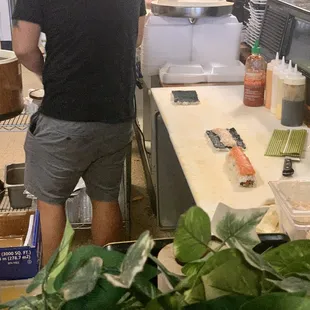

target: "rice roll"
[212,128,237,148]
[228,146,256,187]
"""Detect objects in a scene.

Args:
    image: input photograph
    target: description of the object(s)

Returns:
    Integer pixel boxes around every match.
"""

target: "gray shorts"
[24,113,133,205]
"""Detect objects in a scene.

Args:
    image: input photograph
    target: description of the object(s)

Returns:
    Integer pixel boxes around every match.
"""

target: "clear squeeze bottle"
[265,52,280,109]
[276,60,292,120]
[281,65,306,127]
[270,56,286,114]
[244,41,266,107]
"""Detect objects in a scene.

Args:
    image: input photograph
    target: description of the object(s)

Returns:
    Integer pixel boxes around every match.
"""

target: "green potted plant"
[1,203,310,309]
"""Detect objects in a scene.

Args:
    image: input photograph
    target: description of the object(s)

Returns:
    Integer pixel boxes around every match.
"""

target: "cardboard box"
[0,279,32,303]
[0,210,41,280]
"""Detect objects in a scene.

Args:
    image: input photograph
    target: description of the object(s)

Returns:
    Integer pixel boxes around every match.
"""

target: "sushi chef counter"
[150,85,310,221]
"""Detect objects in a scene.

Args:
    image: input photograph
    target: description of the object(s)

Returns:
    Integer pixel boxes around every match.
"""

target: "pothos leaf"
[61,257,103,301]
[26,249,59,294]
[54,245,125,291]
[148,253,181,288]
[0,297,40,310]
[213,203,268,248]
[174,207,212,263]
[48,220,75,278]
[268,277,310,296]
[232,239,281,279]
[202,258,261,300]
[105,231,155,288]
[263,240,310,276]
[145,293,185,310]
[184,295,254,309]
[130,274,161,304]
[180,249,243,303]
[240,293,310,310]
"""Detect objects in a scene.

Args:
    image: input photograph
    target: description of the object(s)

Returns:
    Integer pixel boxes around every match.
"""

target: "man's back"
[13,0,146,122]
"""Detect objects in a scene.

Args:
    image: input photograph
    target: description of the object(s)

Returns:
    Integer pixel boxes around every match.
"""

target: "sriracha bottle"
[243,41,266,107]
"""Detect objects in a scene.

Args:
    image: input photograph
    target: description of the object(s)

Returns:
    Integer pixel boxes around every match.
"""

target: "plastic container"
[281,65,306,127]
[265,52,280,109]
[4,164,32,209]
[159,61,245,84]
[270,56,287,114]
[243,40,266,107]
[275,60,292,120]
[159,63,207,84]
[269,179,310,240]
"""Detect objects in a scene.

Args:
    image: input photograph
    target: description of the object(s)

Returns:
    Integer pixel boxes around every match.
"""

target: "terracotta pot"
[0,50,23,121]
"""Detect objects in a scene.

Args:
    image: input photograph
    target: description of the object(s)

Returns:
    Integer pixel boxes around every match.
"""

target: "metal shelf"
[0,113,30,132]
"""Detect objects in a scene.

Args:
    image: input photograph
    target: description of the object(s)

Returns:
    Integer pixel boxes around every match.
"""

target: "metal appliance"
[259,0,310,62]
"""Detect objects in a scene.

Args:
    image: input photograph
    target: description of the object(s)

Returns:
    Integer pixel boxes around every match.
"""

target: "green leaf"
[202,258,261,300]
[26,249,59,294]
[240,293,310,310]
[146,293,185,310]
[183,282,205,304]
[61,257,103,301]
[174,207,211,263]
[0,296,42,310]
[213,203,267,248]
[62,277,126,310]
[115,295,144,310]
[54,245,125,290]
[180,250,243,303]
[264,240,310,276]
[48,220,75,283]
[268,277,310,296]
[105,231,155,288]
[182,249,241,279]
[179,249,242,294]
[184,295,254,309]
[291,273,310,281]
[148,253,181,288]
[130,274,161,305]
[232,239,281,279]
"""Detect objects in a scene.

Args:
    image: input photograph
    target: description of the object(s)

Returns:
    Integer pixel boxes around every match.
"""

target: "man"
[12,0,146,265]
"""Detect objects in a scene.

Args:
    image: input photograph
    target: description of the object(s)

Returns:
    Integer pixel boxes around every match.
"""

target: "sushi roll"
[212,128,237,148]
[227,147,256,187]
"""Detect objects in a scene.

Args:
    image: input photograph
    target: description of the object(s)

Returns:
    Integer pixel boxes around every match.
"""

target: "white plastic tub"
[269,179,310,240]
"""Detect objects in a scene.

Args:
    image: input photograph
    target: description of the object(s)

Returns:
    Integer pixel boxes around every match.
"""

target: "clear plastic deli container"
[269,179,310,240]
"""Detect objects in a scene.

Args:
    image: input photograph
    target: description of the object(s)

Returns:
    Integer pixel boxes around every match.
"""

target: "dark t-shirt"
[13,0,146,123]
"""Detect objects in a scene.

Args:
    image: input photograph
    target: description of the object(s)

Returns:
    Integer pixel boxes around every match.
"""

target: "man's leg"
[37,201,66,266]
[84,123,133,246]
[24,113,88,265]
[91,200,123,246]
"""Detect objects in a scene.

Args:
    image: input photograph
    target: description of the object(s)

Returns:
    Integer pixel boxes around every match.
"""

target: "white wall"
[0,0,12,41]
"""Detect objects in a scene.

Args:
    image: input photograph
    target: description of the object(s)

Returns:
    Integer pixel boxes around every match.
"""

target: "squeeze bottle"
[244,41,266,107]
[270,57,286,114]
[265,52,280,109]
[275,60,292,120]
[281,65,306,127]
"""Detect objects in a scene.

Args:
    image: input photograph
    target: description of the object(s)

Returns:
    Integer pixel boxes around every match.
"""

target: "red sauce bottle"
[244,41,266,107]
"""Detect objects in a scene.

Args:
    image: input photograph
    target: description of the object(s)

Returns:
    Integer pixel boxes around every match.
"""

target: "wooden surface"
[151,85,310,218]
[0,60,23,120]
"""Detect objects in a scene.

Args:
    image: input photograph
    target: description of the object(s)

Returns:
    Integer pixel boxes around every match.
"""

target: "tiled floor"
[0,66,171,243]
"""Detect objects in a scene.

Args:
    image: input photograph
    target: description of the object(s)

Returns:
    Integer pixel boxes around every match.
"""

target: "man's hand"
[12,20,44,79]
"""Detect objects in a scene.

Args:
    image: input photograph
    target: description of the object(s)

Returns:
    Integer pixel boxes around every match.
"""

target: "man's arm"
[136,16,146,47]
[12,20,44,80]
